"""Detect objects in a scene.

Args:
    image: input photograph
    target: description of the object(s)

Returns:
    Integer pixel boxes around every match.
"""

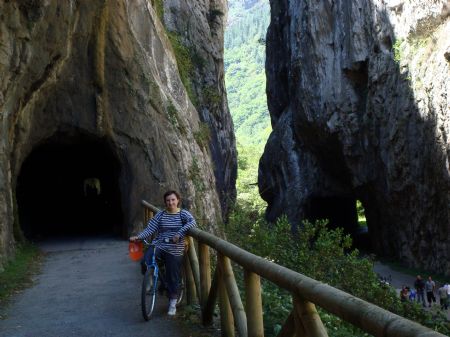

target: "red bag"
[128,241,143,261]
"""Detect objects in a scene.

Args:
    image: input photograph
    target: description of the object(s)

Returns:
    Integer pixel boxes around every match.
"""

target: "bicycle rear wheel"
[141,267,157,320]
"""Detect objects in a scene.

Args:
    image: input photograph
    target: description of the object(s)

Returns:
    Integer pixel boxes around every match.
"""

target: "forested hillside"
[224,0,270,147]
[224,0,270,205]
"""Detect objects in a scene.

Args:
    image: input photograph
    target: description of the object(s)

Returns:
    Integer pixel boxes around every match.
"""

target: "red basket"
[128,241,143,261]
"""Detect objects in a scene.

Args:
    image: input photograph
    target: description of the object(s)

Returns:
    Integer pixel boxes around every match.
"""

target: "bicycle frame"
[143,240,161,291]
[140,239,185,320]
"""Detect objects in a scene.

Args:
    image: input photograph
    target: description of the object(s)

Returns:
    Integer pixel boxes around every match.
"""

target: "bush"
[224,205,450,336]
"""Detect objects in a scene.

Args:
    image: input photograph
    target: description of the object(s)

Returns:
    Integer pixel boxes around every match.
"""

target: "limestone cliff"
[0,0,236,265]
[260,0,450,274]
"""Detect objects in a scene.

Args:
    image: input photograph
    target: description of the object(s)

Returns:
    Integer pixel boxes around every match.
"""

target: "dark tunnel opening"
[305,196,370,250]
[16,132,124,239]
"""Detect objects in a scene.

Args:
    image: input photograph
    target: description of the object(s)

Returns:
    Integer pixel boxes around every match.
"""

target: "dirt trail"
[0,237,191,337]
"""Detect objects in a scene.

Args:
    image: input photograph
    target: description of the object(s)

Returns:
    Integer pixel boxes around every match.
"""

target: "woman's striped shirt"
[137,209,196,256]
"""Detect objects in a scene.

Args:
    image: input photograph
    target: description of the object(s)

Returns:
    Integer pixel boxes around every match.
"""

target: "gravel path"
[0,237,191,337]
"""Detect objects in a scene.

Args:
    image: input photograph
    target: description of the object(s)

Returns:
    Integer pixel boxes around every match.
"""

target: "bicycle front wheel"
[141,267,157,320]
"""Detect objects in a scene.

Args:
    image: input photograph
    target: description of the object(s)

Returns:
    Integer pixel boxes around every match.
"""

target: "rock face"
[162,0,237,214]
[260,0,450,274]
[0,0,236,265]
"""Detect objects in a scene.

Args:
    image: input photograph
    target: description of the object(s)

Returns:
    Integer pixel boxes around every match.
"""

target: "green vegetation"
[202,86,222,107]
[224,0,271,146]
[167,102,178,128]
[166,101,186,135]
[193,122,211,150]
[224,0,271,219]
[356,200,367,227]
[189,158,206,193]
[0,243,42,309]
[151,0,164,22]
[235,142,267,212]
[224,207,450,336]
[393,38,405,63]
[167,31,197,105]
[224,1,449,336]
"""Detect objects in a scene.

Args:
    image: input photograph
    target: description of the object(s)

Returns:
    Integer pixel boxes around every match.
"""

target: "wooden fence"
[141,200,446,337]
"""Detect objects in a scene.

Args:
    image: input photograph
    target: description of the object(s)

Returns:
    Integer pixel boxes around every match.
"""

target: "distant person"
[425,276,436,307]
[400,286,409,302]
[414,275,426,307]
[129,190,196,316]
[438,284,448,310]
[409,287,416,302]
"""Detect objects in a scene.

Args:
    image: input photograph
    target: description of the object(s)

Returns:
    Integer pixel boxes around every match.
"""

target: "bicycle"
[141,239,185,320]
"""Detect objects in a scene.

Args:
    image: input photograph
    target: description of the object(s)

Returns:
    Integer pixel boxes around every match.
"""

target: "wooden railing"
[141,200,446,337]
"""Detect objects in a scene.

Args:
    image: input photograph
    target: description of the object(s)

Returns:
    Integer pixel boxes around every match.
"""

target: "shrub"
[166,32,197,105]
[224,205,450,336]
[193,122,211,149]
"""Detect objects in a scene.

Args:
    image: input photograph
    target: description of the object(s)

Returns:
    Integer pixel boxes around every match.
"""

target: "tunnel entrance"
[305,196,369,250]
[16,132,124,239]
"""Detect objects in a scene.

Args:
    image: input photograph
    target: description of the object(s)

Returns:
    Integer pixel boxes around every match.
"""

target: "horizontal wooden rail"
[141,200,446,337]
[141,200,160,213]
[188,227,444,337]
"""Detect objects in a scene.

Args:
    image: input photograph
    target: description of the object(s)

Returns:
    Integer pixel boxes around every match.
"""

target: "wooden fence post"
[276,311,296,337]
[293,294,328,337]
[184,255,197,304]
[187,236,201,302]
[219,264,235,337]
[199,242,211,308]
[219,253,247,337]
[244,270,264,337]
[203,268,219,326]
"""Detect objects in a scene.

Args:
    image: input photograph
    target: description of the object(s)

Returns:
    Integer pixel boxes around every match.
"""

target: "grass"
[0,243,43,312]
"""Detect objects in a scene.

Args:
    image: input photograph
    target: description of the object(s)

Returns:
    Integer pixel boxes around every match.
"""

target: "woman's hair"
[163,190,181,205]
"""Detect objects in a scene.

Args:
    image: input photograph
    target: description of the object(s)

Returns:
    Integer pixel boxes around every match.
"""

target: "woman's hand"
[172,234,180,243]
[129,236,139,242]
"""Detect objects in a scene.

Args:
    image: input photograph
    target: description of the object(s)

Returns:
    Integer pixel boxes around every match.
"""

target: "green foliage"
[224,206,450,336]
[152,0,164,22]
[393,38,405,63]
[167,31,197,105]
[235,142,267,212]
[193,122,211,149]
[356,200,367,227]
[225,1,270,50]
[202,86,222,107]
[167,102,178,127]
[167,101,187,135]
[188,158,205,193]
[225,0,271,146]
[0,243,42,307]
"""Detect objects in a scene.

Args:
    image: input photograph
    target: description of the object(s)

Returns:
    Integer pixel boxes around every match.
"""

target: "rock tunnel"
[16,132,124,239]
[304,196,369,250]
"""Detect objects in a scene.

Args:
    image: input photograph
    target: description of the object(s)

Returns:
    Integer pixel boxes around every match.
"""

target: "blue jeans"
[417,290,426,306]
[144,247,184,299]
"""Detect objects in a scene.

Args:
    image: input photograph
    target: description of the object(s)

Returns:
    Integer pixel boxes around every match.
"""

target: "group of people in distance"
[400,275,450,310]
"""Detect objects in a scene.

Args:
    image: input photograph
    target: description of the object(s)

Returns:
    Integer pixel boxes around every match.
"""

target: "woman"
[130,190,196,315]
